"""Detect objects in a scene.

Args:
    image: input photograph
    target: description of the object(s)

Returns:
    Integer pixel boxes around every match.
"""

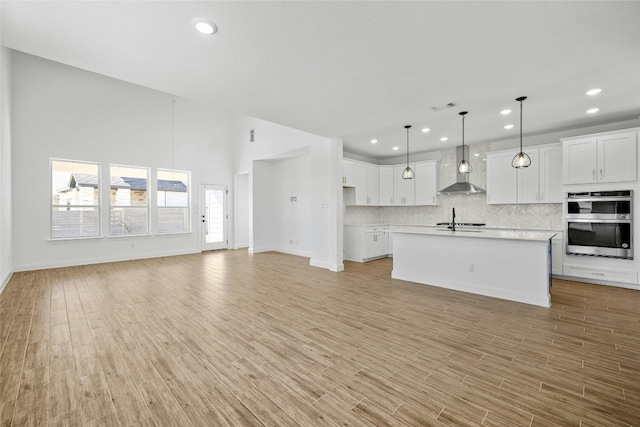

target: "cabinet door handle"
[599,169,603,180]
[592,170,596,181]
[541,192,544,201]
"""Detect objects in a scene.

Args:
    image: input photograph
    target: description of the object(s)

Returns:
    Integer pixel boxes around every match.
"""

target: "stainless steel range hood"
[438,145,486,195]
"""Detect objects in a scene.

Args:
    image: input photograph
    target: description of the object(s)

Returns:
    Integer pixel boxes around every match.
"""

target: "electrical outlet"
[468,264,474,272]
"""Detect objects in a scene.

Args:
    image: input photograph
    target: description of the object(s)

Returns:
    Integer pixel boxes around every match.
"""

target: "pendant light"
[512,96,531,168]
[458,111,470,174]
[402,125,414,179]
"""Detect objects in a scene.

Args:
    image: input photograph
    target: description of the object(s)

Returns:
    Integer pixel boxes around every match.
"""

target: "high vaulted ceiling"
[2,1,639,160]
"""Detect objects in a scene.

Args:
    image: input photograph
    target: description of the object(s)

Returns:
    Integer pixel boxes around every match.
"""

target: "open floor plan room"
[1,250,638,426]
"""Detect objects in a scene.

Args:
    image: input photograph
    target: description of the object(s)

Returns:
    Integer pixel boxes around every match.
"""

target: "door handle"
[599,169,603,180]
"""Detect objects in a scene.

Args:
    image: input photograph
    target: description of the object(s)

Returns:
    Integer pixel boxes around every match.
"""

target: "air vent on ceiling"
[431,102,459,112]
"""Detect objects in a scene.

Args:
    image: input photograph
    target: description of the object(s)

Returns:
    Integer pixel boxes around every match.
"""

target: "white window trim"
[108,163,151,237]
[50,158,102,240]
[156,168,191,234]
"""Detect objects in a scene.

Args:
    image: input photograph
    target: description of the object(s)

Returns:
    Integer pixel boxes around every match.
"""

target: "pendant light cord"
[516,96,527,153]
[519,98,523,152]
[462,113,466,162]
[171,95,175,173]
[405,125,411,167]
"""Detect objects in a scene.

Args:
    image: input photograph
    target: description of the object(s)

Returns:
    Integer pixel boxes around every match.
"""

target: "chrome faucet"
[452,207,456,232]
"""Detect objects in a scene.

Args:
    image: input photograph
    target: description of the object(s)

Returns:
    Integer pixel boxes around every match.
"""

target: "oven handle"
[566,197,632,202]
[565,216,632,222]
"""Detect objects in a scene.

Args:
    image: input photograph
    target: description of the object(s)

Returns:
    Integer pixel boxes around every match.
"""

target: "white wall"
[252,154,311,256]
[277,155,311,256]
[0,47,13,290]
[234,172,250,248]
[232,115,343,271]
[252,160,278,253]
[11,52,234,271]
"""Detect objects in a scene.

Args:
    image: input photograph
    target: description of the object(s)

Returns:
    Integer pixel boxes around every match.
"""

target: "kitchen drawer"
[564,264,637,284]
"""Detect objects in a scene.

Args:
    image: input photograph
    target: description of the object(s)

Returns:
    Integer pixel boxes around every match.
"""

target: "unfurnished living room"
[1,2,639,426]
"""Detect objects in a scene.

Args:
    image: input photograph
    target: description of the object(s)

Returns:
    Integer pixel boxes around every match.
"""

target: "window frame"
[108,163,151,237]
[50,158,102,240]
[156,168,191,235]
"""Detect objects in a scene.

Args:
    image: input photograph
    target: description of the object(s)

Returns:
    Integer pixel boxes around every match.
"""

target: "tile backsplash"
[345,144,564,230]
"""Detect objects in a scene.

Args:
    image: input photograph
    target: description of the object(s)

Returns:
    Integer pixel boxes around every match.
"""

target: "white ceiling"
[2,1,639,160]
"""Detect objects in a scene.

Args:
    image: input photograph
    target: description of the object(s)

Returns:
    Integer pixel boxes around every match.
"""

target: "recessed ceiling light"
[392,146,400,151]
[473,153,480,157]
[586,88,602,96]
[440,137,448,142]
[192,18,218,35]
[504,124,514,129]
[421,128,430,133]
[370,139,378,144]
[500,109,511,115]
[586,108,600,114]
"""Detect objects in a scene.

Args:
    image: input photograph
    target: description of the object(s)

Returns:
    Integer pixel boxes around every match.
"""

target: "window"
[51,159,100,239]
[157,169,190,234]
[109,165,150,236]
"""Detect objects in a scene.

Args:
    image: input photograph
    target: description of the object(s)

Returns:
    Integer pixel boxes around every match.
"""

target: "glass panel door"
[201,184,227,251]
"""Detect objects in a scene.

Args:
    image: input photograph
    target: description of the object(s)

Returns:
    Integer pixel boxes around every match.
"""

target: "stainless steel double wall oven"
[566,190,633,259]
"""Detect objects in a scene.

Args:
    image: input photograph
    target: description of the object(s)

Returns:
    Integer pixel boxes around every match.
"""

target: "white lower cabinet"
[551,233,563,276]
[563,265,638,285]
[344,225,389,262]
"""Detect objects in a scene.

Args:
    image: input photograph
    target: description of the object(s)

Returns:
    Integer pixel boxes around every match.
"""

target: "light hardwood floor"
[1,250,639,426]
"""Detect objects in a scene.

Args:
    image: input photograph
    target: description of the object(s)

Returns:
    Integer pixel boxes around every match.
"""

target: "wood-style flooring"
[1,250,639,426]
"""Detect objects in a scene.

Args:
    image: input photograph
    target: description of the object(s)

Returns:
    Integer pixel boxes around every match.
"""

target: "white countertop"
[346,224,563,233]
[392,226,556,242]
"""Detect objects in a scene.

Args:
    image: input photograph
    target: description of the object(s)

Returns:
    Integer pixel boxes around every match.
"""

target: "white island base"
[391,228,556,308]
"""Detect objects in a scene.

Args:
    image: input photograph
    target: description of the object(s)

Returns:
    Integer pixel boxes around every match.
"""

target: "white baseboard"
[276,248,311,258]
[249,246,274,254]
[310,258,344,272]
[12,248,200,272]
[0,270,13,294]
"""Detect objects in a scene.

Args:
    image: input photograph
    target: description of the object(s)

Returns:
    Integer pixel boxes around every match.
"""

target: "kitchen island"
[391,227,556,307]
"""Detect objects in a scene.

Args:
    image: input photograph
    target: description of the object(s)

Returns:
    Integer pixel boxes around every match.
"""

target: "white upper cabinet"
[379,166,394,206]
[598,133,637,183]
[354,162,380,205]
[539,144,563,203]
[343,159,355,187]
[354,162,368,205]
[487,150,517,204]
[562,132,637,184]
[414,160,439,206]
[517,149,540,204]
[487,143,562,204]
[366,164,380,205]
[393,164,415,205]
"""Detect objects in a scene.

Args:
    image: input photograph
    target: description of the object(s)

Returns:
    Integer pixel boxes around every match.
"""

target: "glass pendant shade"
[512,151,532,168]
[512,96,531,169]
[402,125,414,179]
[402,166,414,179]
[458,159,471,174]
